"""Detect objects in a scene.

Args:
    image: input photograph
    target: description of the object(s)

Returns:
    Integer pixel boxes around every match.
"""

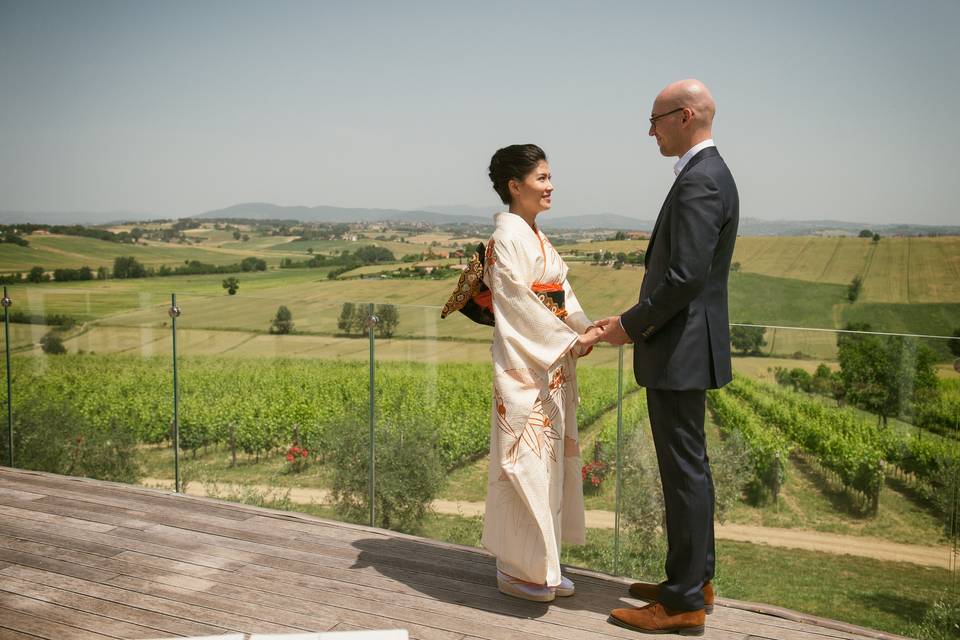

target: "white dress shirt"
[674,138,715,176]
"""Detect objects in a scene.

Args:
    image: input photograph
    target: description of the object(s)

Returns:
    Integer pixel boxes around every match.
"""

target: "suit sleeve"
[621,171,723,341]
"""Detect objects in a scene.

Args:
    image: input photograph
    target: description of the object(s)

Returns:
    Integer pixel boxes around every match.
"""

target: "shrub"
[8,399,140,484]
[913,593,960,640]
[327,412,445,532]
[40,333,67,355]
[284,444,310,473]
[581,460,609,493]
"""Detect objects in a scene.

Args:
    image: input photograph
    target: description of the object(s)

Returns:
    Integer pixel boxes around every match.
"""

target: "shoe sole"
[608,615,704,636]
[553,587,575,597]
[498,581,556,602]
[626,590,714,615]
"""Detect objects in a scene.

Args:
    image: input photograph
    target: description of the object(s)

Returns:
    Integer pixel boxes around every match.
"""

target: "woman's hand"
[577,325,604,349]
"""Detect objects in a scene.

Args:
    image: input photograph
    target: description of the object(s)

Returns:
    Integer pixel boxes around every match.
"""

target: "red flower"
[286,454,295,462]
[301,449,308,458]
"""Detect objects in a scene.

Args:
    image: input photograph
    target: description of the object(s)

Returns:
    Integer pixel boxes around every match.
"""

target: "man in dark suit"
[598,79,739,636]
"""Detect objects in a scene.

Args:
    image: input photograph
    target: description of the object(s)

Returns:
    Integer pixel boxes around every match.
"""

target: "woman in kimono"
[481,144,602,602]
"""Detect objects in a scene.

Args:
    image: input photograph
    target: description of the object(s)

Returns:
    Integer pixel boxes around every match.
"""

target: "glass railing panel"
[170,292,371,526]
[1,285,169,488]
[701,325,959,637]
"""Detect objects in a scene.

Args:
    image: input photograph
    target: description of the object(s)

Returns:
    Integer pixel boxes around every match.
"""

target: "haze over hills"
[2,203,959,236]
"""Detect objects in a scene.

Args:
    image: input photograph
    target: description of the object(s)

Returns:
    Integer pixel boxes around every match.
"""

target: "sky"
[1,0,958,224]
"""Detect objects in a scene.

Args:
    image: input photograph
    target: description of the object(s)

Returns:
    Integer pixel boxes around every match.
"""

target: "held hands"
[577,324,605,349]
[595,316,633,345]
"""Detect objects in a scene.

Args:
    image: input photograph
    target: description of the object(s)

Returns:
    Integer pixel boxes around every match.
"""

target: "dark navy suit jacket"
[621,146,739,390]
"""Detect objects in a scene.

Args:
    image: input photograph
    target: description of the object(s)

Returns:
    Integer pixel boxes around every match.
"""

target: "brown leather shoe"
[609,602,705,636]
[627,581,714,614]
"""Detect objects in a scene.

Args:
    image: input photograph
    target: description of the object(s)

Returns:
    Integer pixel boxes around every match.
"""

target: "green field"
[559,235,960,301]
[2,229,957,364]
[0,234,293,270]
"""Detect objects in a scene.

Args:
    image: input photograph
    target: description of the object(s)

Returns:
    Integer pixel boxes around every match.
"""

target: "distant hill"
[0,210,157,225]
[4,203,959,235]
[194,203,491,225]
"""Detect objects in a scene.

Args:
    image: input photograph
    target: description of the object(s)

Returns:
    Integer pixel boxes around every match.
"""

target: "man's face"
[648,98,685,157]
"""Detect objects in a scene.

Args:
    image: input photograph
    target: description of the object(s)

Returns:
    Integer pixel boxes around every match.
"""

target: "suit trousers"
[646,387,716,612]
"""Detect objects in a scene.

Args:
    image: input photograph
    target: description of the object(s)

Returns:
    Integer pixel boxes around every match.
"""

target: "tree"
[730,261,741,273]
[837,323,940,426]
[858,229,874,238]
[27,266,48,283]
[112,256,146,279]
[872,233,881,243]
[353,245,395,264]
[233,230,242,240]
[847,275,863,302]
[375,304,399,338]
[240,256,267,272]
[338,302,359,334]
[242,234,250,242]
[950,327,960,358]
[40,333,66,355]
[730,323,766,355]
[613,230,627,241]
[337,302,368,338]
[270,305,294,334]
[222,277,240,295]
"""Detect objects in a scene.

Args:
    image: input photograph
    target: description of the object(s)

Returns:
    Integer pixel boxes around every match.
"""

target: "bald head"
[661,79,715,123]
[649,78,716,157]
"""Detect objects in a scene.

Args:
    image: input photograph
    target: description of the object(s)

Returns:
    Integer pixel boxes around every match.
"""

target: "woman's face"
[510,160,553,214]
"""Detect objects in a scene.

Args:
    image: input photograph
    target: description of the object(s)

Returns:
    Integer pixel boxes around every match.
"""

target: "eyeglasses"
[649,107,685,127]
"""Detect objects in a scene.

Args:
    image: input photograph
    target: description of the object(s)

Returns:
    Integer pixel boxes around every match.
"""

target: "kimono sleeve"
[562,278,593,334]
[487,238,579,372]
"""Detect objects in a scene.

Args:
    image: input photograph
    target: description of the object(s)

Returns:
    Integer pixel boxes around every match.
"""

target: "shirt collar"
[673,139,715,176]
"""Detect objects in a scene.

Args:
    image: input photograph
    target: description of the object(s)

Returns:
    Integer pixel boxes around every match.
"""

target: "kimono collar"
[494,211,541,238]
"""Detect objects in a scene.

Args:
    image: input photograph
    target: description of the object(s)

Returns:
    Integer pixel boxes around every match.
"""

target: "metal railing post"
[2,287,12,467]
[169,294,182,493]
[367,303,379,527]
[614,344,625,575]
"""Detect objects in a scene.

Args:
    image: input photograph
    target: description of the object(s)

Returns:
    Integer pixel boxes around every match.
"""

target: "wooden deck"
[0,467,908,640]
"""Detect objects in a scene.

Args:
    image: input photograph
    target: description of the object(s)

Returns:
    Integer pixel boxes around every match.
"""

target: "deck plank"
[0,607,117,640]
[0,467,904,640]
[0,574,226,638]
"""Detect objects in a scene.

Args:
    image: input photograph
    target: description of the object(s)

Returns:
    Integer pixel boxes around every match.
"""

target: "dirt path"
[140,478,955,569]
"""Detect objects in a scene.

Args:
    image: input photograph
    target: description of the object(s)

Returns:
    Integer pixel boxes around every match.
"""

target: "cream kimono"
[480,211,592,587]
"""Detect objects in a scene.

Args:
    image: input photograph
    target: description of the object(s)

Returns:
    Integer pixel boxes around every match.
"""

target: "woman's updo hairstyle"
[488,144,547,206]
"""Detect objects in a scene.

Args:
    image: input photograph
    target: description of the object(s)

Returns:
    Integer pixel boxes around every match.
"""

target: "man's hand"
[596,316,633,345]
